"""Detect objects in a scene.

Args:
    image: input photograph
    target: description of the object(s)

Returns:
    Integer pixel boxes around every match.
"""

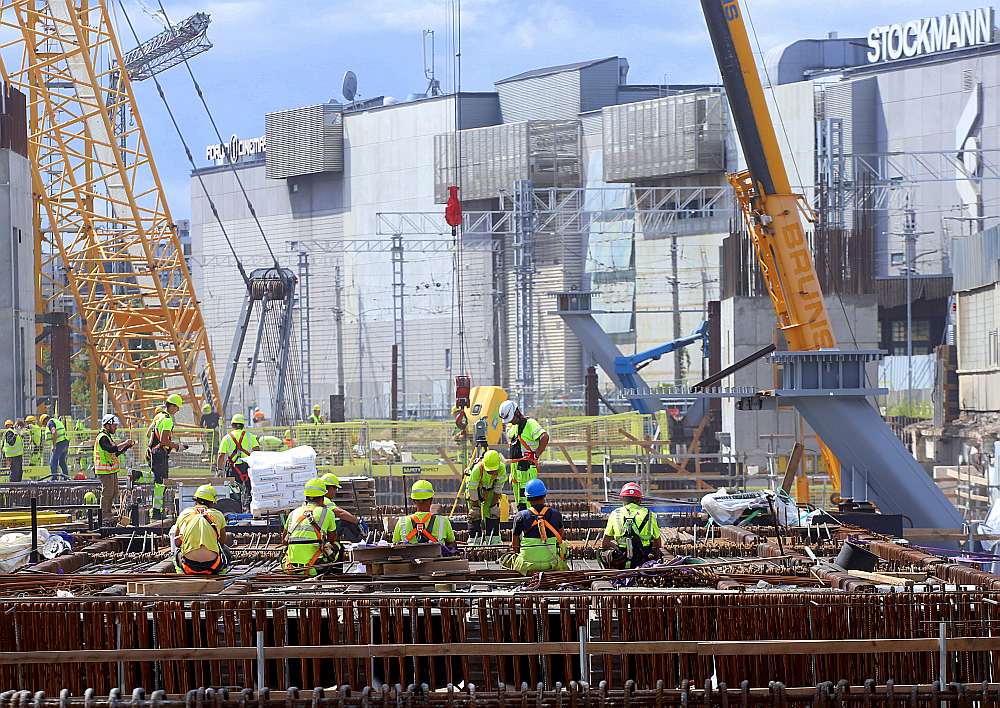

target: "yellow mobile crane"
[700,1,963,531]
[701,0,840,493]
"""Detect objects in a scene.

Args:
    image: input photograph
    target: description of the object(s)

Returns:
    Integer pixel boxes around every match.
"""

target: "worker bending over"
[216,414,260,506]
[499,400,548,511]
[283,478,339,575]
[3,420,24,483]
[148,394,186,519]
[42,414,70,481]
[600,482,661,569]
[93,414,135,521]
[171,485,229,575]
[320,473,359,524]
[393,480,457,551]
[502,479,567,574]
[465,449,504,540]
[25,416,41,466]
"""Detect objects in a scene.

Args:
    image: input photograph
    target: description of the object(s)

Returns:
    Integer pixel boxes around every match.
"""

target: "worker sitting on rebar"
[502,478,568,574]
[283,478,340,576]
[393,480,457,552]
[499,400,548,511]
[465,449,505,543]
[600,482,661,569]
[171,484,230,575]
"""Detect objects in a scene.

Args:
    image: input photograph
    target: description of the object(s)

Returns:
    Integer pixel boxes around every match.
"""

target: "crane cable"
[114,0,250,286]
[153,0,282,273]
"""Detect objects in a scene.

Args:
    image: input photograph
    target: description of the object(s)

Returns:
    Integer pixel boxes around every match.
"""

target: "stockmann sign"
[866,7,996,64]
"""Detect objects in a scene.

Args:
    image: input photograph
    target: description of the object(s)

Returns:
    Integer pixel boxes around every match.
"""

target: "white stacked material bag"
[248,445,318,515]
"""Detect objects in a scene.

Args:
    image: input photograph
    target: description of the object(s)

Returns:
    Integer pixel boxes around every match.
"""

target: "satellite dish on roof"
[342,71,358,102]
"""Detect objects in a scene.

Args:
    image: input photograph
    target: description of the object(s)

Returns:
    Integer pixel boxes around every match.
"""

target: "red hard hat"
[619,482,643,499]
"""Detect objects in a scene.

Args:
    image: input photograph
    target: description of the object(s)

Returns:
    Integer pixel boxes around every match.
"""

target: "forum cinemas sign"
[205,134,266,163]
[866,7,996,64]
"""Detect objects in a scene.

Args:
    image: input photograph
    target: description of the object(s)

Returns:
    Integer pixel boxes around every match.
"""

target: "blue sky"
[122,0,992,218]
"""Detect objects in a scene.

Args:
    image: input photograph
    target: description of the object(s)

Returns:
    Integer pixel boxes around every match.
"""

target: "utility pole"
[671,233,682,387]
[890,211,933,417]
[334,266,345,399]
[357,288,365,420]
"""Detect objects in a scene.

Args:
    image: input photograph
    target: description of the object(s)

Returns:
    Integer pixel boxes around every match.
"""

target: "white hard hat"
[498,400,518,423]
[101,414,120,427]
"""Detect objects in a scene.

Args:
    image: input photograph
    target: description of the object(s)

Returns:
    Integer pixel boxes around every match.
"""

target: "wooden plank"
[779,442,804,494]
[437,447,464,479]
[556,444,581,477]
[4,636,1000,665]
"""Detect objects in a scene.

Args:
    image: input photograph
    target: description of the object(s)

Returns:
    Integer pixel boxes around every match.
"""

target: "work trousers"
[6,456,22,483]
[49,439,69,480]
[99,472,118,522]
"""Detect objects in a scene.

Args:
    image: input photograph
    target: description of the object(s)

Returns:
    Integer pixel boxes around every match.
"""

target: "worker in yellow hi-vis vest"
[392,480,457,552]
[499,400,549,511]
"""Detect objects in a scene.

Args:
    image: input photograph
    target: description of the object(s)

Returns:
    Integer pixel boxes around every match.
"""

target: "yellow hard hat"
[194,484,217,503]
[25,415,35,424]
[83,491,98,505]
[483,449,503,471]
[201,403,212,413]
[312,404,321,411]
[304,478,327,497]
[166,393,184,407]
[410,479,435,500]
[321,473,341,489]
[3,420,12,428]
[231,413,247,426]
[283,429,293,438]
[39,414,50,425]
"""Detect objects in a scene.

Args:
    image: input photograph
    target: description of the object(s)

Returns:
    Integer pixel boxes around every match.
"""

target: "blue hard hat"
[525,478,547,499]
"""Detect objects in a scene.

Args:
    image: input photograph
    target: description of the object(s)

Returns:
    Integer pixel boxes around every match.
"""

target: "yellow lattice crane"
[700,0,841,494]
[0,0,219,426]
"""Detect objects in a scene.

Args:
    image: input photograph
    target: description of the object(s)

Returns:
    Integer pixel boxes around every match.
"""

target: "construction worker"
[283,429,297,449]
[309,404,324,425]
[600,482,662,569]
[148,394,185,520]
[465,449,505,540]
[503,478,567,574]
[199,403,220,430]
[25,415,41,466]
[392,480,457,551]
[42,413,70,481]
[499,400,549,511]
[83,491,98,506]
[216,413,260,506]
[93,414,135,522]
[259,434,285,451]
[321,472,365,545]
[282,478,339,575]
[2,420,24,483]
[171,484,229,575]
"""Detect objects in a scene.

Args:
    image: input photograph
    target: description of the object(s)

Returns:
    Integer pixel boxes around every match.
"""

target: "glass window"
[890,252,905,266]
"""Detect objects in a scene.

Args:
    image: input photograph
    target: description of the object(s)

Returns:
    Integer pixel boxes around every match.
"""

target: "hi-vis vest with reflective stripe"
[93,431,122,475]
[49,418,68,443]
[225,430,251,464]
[401,512,446,543]
[2,430,23,458]
[520,506,562,561]
[285,504,332,566]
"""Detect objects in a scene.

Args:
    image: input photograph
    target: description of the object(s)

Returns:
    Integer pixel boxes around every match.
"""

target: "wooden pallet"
[366,556,470,578]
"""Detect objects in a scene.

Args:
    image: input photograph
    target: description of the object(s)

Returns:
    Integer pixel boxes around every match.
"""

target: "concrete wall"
[957,283,1000,411]
[720,294,879,470]
[0,149,34,418]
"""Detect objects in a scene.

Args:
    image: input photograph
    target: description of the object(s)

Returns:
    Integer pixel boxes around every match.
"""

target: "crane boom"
[701,0,834,352]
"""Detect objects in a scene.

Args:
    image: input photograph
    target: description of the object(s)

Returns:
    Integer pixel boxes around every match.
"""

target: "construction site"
[6,0,1000,705]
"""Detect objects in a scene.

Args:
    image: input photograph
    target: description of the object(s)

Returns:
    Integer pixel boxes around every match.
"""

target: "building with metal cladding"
[765,7,1000,358]
[191,56,731,419]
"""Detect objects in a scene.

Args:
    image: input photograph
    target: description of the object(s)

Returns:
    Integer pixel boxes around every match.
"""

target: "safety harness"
[284,505,330,571]
[529,506,563,544]
[405,512,439,543]
[621,507,654,567]
[175,507,224,575]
